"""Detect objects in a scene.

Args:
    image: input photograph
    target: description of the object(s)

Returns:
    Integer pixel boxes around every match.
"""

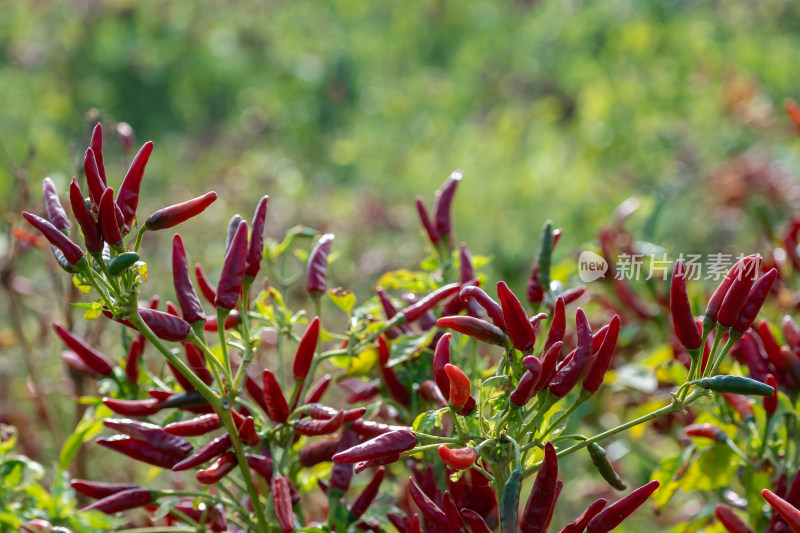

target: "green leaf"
[0,424,17,455]
[413,408,446,433]
[386,330,437,367]
[59,406,110,470]
[679,445,737,492]
[328,287,356,314]
[651,445,695,508]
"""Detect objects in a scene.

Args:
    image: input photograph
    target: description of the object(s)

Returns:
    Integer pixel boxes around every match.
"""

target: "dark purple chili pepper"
[42,178,69,233]
[116,141,154,230]
[349,419,409,439]
[52,323,113,376]
[305,374,332,404]
[61,350,96,377]
[718,256,761,327]
[194,263,217,305]
[224,214,243,254]
[511,357,541,406]
[535,341,563,394]
[545,296,566,353]
[459,243,475,283]
[164,414,221,437]
[215,220,248,310]
[69,179,103,253]
[408,477,451,533]
[433,333,452,398]
[300,439,339,467]
[245,195,269,278]
[706,255,757,324]
[520,442,559,533]
[107,308,191,342]
[549,308,593,397]
[144,192,218,231]
[97,435,178,468]
[172,234,205,324]
[670,260,702,350]
[80,487,152,514]
[245,372,270,413]
[89,122,106,184]
[293,317,320,381]
[172,434,231,471]
[378,335,410,406]
[332,430,417,463]
[125,334,144,384]
[82,148,106,210]
[497,281,536,352]
[559,498,607,533]
[98,188,122,247]
[70,479,139,500]
[196,451,237,484]
[330,429,356,493]
[296,410,344,436]
[400,283,460,323]
[246,453,274,480]
[583,315,621,394]
[307,233,334,295]
[586,480,660,533]
[561,286,586,306]
[437,316,509,346]
[459,286,506,330]
[443,490,469,533]
[22,212,84,265]
[733,269,778,333]
[433,170,462,242]
[415,196,440,244]
[262,369,289,423]
[102,398,162,417]
[184,343,213,385]
[461,508,493,533]
[102,418,192,459]
[349,466,386,520]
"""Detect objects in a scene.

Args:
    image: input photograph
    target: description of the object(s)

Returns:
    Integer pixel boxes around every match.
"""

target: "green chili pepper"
[587,443,627,491]
[537,220,554,291]
[501,464,523,533]
[697,375,775,397]
[107,252,140,277]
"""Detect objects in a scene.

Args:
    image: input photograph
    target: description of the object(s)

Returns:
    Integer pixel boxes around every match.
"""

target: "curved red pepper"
[194,263,217,305]
[70,479,139,500]
[102,418,191,459]
[215,220,248,310]
[80,487,152,514]
[124,333,144,384]
[461,508,492,533]
[401,283,460,323]
[332,429,417,463]
[293,316,320,381]
[549,308,592,397]
[718,256,761,327]
[245,195,269,278]
[53,323,113,376]
[305,374,332,404]
[583,315,621,394]
[586,480,660,532]
[98,187,122,247]
[415,196,440,244]
[706,255,756,322]
[112,308,191,342]
[144,191,218,231]
[82,148,106,210]
[714,504,754,533]
[69,178,103,253]
[295,410,344,436]
[237,416,260,446]
[42,178,69,233]
[419,379,447,406]
[349,466,386,520]
[722,393,755,421]
[561,286,586,306]
[513,357,541,406]
[763,489,800,532]
[544,296,566,353]
[172,434,231,471]
[96,435,180,468]
[116,141,154,230]
[521,442,559,533]
[443,490,469,533]
[272,475,295,532]
[22,212,84,265]
[306,233,334,295]
[262,369,289,423]
[764,374,779,415]
[202,311,242,332]
[497,281,535,352]
[433,333,452,398]
[246,453,274,480]
[433,170,462,243]
[172,234,205,324]
[102,398,161,417]
[408,477,451,532]
[184,343,213,385]
[437,315,509,346]
[164,414,221,437]
[684,423,727,442]
[330,429,356,493]
[437,446,476,470]
[559,498,607,533]
[89,123,106,184]
[444,364,470,408]
[670,260,702,349]
[378,335,410,406]
[299,438,339,467]
[733,268,777,333]
[196,451,237,484]
[459,243,475,283]
[459,286,506,330]
[535,341,563,394]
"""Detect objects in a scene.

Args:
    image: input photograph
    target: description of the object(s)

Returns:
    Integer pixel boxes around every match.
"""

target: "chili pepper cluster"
[18,124,799,533]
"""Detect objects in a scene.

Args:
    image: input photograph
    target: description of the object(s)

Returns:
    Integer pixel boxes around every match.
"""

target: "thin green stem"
[133,226,146,252]
[703,326,727,378]
[217,307,232,377]
[536,394,588,445]
[709,333,741,376]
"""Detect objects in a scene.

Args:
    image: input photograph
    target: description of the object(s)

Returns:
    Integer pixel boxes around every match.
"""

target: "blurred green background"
[2,0,800,529]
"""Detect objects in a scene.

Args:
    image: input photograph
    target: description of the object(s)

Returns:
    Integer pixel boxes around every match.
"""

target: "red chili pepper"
[764,374,779,415]
[377,335,410,406]
[561,286,586,306]
[169,501,227,531]
[461,508,493,533]
[215,220,248,310]
[246,453,273,480]
[237,416,260,446]
[714,504,754,533]
[82,148,106,210]
[194,263,218,305]
[722,393,755,421]
[670,261,702,350]
[437,446,476,470]
[293,316,319,381]
[400,283,460,323]
[80,487,152,514]
[300,438,339,467]
[306,233,334,295]
[443,490,469,533]
[457,394,477,416]
[354,454,401,474]
[444,364,470,408]
[497,281,536,352]
[330,429,356,493]
[459,243,475,283]
[415,196,440,244]
[165,414,221,436]
[245,372,270,413]
[245,195,269,279]
[296,410,344,436]
[89,123,106,183]
[262,369,289,423]
[684,423,727,442]
[102,418,192,459]
[96,435,181,468]
[171,235,205,324]
[349,419,409,439]
[124,333,144,384]
[757,322,786,373]
[305,374,332,404]
[586,480,659,533]
[22,212,84,265]
[546,481,564,531]
[172,434,231,471]
[583,315,621,394]
[109,308,191,342]
[101,397,162,417]
[349,466,386,520]
[97,188,122,246]
[549,308,593,397]
[306,404,364,423]
[70,479,139,500]
[116,141,154,230]
[61,350,95,377]
[592,324,609,354]
[225,214,243,253]
[332,429,417,463]
[558,498,607,533]
[521,441,559,533]
[144,191,218,231]
[459,286,506,330]
[786,99,800,134]
[433,170,462,244]
[419,379,447,406]
[202,311,242,332]
[706,255,757,323]
[68,178,103,253]
[196,451,237,484]
[433,333,452,398]
[52,323,113,376]
[437,315,509,346]
[733,268,778,333]
[408,477,451,532]
[763,489,800,532]
[272,475,295,532]
[42,178,69,233]
[512,358,541,406]
[543,296,566,353]
[528,265,545,304]
[718,256,762,327]
[535,341,563,394]
[184,343,213,385]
